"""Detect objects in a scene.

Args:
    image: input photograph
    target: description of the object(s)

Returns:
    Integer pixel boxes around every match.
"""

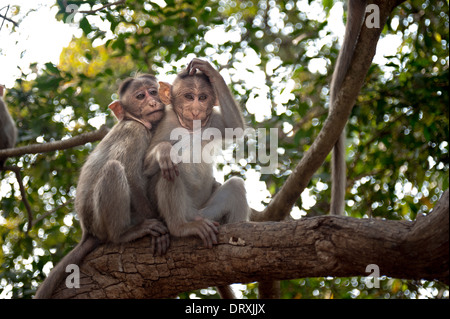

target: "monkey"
[329,0,368,215]
[145,59,250,245]
[144,59,250,298]
[0,85,17,167]
[34,74,170,299]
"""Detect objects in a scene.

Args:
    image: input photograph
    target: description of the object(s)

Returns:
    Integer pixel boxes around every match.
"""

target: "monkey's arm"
[187,58,244,132]
[211,75,244,130]
[144,111,181,179]
[128,170,154,217]
[144,141,179,180]
[144,147,161,177]
[118,123,158,219]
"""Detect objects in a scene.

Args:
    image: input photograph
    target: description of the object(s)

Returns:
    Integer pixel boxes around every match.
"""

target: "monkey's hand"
[187,58,222,84]
[186,216,220,249]
[155,142,179,181]
[152,232,170,256]
[145,219,170,256]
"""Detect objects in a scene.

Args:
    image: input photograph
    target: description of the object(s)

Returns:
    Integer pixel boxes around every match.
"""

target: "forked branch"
[255,0,404,222]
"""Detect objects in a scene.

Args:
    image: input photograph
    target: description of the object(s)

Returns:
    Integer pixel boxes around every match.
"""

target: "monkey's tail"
[217,285,236,299]
[330,131,346,215]
[34,235,99,299]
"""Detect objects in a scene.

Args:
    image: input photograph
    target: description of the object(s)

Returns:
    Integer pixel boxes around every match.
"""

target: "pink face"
[121,77,166,128]
[171,77,215,130]
[131,83,165,126]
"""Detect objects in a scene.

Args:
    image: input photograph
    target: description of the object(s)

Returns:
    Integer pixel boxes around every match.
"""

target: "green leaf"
[79,16,93,35]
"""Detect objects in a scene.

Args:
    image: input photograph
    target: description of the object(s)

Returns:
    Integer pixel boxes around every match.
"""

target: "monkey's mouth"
[178,115,211,130]
[145,109,164,116]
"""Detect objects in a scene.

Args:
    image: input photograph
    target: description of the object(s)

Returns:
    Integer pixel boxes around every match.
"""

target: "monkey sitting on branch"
[145,59,250,247]
[144,59,250,298]
[35,74,170,299]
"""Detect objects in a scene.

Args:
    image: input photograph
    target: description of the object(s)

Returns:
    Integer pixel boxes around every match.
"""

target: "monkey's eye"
[184,94,194,101]
[199,95,208,101]
[136,92,146,100]
[149,89,158,96]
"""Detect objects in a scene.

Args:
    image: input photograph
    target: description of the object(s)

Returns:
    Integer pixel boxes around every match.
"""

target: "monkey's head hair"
[173,68,213,93]
[178,68,213,83]
[118,74,157,98]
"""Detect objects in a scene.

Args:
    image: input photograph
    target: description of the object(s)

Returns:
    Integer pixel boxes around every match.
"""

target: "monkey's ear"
[108,100,125,121]
[158,81,172,105]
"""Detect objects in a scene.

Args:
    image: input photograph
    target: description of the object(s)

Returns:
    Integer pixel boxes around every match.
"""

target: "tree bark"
[51,190,448,299]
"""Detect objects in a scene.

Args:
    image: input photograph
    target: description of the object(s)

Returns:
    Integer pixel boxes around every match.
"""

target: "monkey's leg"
[156,175,219,248]
[93,160,166,244]
[200,177,247,299]
[93,160,131,242]
[200,176,249,223]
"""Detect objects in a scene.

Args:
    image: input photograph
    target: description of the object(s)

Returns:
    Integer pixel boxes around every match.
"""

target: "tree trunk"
[51,190,448,299]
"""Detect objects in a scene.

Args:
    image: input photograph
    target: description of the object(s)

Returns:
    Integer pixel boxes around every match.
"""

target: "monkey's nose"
[191,110,200,118]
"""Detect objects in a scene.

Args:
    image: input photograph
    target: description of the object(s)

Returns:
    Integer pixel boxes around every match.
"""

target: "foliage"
[0,0,448,299]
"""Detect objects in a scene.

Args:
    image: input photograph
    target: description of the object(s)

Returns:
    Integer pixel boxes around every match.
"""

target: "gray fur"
[35,75,168,298]
[0,93,17,166]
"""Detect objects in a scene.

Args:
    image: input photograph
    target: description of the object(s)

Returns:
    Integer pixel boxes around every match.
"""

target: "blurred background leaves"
[0,0,448,298]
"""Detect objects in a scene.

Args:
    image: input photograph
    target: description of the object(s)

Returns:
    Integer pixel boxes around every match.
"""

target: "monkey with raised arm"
[145,59,249,245]
[144,59,250,298]
[35,74,170,299]
[330,0,368,215]
[0,85,17,167]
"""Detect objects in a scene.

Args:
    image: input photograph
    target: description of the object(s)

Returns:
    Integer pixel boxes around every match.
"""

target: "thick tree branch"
[0,125,109,160]
[51,190,448,299]
[256,0,402,222]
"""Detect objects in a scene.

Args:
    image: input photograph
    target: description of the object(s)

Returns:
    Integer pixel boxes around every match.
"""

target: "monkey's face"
[135,84,165,125]
[124,79,166,127]
[172,78,215,130]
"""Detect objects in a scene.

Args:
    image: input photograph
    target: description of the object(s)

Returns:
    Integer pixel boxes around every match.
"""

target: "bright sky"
[0,1,404,217]
[0,1,403,85]
[0,1,75,87]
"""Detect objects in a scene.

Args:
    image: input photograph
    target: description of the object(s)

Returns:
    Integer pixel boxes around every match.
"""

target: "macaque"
[144,59,250,298]
[0,85,17,167]
[329,0,368,215]
[35,74,169,299]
